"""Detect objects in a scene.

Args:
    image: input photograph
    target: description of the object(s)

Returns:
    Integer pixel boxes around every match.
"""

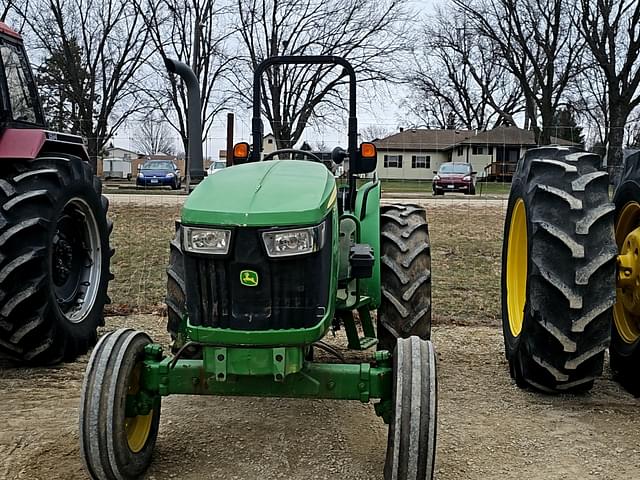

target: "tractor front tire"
[384,336,437,480]
[0,155,113,364]
[377,204,432,352]
[80,328,161,480]
[502,147,616,392]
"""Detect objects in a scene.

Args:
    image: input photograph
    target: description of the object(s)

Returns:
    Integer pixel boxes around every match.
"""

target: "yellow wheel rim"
[125,364,153,453]
[506,198,528,337]
[614,202,640,344]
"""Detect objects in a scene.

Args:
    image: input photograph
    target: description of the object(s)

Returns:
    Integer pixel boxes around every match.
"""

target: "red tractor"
[0,22,112,364]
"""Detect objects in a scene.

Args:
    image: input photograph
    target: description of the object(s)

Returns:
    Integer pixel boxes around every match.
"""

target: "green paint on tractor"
[182,160,337,226]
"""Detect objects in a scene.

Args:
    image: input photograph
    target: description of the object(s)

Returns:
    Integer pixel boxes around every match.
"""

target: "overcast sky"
[113,0,437,158]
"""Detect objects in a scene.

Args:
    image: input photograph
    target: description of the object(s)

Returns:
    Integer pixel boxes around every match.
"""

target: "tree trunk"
[86,136,99,174]
[608,107,627,186]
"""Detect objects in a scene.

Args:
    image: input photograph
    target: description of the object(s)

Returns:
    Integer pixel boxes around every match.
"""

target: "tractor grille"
[183,217,332,331]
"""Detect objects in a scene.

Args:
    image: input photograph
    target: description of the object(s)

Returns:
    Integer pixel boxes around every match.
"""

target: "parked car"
[137,160,181,189]
[207,160,226,175]
[432,162,476,195]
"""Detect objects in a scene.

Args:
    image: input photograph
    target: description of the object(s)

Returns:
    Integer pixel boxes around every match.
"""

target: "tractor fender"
[0,128,90,162]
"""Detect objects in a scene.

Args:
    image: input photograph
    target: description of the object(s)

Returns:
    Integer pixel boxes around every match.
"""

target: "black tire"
[610,154,640,395]
[501,147,616,392]
[166,226,186,350]
[384,336,437,480]
[80,328,161,480]
[377,204,432,352]
[0,155,113,364]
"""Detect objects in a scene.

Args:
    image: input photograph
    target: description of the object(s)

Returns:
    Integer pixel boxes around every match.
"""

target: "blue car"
[136,160,181,189]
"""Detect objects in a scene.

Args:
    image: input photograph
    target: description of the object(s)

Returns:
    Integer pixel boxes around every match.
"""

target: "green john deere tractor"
[79,55,437,479]
[501,145,640,395]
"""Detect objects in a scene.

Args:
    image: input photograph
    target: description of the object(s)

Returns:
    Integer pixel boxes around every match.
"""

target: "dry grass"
[106,202,508,326]
[428,204,507,326]
[107,204,181,313]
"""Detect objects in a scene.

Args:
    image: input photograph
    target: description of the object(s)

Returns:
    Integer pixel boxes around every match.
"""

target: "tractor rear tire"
[166,226,186,351]
[377,204,432,352]
[501,147,616,393]
[0,155,113,364]
[384,336,437,480]
[80,328,161,480]
[611,156,640,395]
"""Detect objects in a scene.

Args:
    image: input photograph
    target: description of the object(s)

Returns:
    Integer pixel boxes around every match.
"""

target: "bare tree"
[360,125,394,142]
[453,0,585,144]
[132,113,177,155]
[17,0,152,171]
[234,0,412,150]
[579,0,640,181]
[138,0,235,161]
[407,7,523,131]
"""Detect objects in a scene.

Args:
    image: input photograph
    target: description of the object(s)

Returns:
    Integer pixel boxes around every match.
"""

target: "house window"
[412,155,430,168]
[488,146,493,155]
[457,146,463,156]
[384,155,403,168]
[268,138,273,144]
[472,146,485,155]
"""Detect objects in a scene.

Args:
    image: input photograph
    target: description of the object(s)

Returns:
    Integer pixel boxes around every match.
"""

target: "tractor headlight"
[262,224,325,257]
[183,227,231,255]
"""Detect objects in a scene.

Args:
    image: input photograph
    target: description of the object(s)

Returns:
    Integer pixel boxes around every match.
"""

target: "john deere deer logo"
[240,270,259,287]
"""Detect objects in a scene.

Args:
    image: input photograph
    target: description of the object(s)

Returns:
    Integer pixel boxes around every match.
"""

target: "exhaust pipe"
[164,58,204,184]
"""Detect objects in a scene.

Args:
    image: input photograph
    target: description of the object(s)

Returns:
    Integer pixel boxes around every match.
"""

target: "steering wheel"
[262,149,323,163]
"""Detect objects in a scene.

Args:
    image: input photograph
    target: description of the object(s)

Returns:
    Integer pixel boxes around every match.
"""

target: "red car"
[432,162,477,195]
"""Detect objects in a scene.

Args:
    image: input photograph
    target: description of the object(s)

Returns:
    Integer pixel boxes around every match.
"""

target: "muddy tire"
[0,155,113,364]
[501,147,616,392]
[79,328,161,479]
[166,226,186,350]
[377,204,432,352]
[611,153,640,395]
[384,336,437,480]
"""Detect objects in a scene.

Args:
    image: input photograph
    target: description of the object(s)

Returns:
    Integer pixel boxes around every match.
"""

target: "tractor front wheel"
[79,328,161,480]
[377,204,432,352]
[384,336,437,480]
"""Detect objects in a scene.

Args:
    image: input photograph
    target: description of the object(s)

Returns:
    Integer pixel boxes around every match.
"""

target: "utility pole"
[226,112,234,166]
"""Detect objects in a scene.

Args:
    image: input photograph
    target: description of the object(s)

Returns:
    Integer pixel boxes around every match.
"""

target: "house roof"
[374,129,475,151]
[457,126,577,146]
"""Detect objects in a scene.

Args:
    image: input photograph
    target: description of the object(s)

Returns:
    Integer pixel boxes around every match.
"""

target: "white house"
[100,146,140,178]
[374,126,577,181]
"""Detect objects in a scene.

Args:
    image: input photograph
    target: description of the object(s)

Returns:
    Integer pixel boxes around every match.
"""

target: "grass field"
[106,202,506,326]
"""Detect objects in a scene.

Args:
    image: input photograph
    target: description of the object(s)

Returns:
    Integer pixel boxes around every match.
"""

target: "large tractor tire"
[502,147,616,393]
[378,204,432,352]
[384,336,437,480]
[611,153,640,395]
[0,155,113,364]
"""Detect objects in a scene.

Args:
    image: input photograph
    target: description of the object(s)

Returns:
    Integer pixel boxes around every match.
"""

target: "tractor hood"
[182,160,337,226]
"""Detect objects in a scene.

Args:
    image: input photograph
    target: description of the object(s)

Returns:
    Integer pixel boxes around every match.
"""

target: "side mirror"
[433,171,437,174]
[332,146,347,164]
[472,171,477,175]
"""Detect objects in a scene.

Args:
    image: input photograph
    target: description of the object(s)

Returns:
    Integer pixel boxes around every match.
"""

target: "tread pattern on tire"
[166,227,186,346]
[0,156,113,364]
[384,336,437,480]
[378,204,432,352]
[80,328,160,480]
[502,147,616,392]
